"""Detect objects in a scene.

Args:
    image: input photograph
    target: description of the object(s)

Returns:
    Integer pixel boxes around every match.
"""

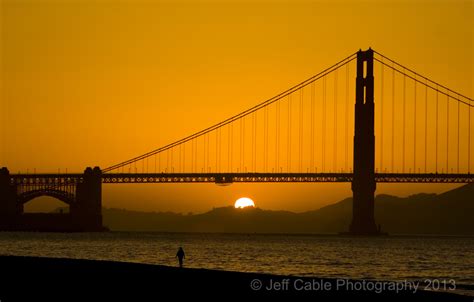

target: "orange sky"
[1,0,473,213]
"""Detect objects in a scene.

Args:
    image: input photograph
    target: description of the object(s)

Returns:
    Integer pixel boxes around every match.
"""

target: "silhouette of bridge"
[1,48,473,233]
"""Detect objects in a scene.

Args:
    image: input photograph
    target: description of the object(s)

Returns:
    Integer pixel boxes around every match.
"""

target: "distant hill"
[102,184,474,235]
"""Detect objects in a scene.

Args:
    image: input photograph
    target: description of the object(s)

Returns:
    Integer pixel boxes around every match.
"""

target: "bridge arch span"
[18,189,75,206]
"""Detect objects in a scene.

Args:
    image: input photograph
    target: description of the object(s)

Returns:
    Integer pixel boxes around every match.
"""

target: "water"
[0,232,473,294]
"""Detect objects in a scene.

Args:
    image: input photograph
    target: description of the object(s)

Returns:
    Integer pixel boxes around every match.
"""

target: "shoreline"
[0,255,470,301]
[4,230,474,238]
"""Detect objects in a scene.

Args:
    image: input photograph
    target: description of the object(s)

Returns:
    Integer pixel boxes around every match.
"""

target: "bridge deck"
[11,173,474,184]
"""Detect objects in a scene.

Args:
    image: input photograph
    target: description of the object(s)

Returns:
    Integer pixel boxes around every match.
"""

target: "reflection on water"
[0,232,472,290]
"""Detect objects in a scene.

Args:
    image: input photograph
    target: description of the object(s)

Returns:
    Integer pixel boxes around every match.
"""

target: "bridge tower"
[72,167,103,231]
[349,49,380,235]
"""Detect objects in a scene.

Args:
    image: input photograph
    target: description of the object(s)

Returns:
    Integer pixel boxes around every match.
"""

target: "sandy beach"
[0,255,469,301]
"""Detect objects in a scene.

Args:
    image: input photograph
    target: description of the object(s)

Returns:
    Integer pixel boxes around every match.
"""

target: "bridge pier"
[348,49,381,235]
[0,168,20,230]
[0,166,104,232]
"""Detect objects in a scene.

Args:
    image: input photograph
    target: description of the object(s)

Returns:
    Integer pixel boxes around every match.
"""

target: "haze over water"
[1,232,472,295]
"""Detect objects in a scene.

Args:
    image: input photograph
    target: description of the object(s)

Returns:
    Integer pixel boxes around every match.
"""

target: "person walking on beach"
[176,247,185,268]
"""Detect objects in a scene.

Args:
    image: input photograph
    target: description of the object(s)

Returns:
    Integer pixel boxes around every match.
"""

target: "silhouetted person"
[176,247,185,268]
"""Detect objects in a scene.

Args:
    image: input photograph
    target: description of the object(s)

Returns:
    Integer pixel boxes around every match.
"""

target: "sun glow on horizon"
[234,197,255,209]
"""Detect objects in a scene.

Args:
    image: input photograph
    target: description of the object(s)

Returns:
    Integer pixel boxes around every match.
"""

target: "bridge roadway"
[10,172,474,185]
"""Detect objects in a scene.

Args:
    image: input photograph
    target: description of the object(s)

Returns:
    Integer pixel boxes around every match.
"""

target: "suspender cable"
[203,133,206,172]
[333,69,338,172]
[380,58,384,171]
[254,112,257,171]
[231,123,233,172]
[240,118,243,172]
[322,77,326,172]
[216,129,218,172]
[170,148,174,172]
[424,81,428,173]
[263,107,267,172]
[265,105,269,172]
[414,79,417,173]
[197,138,199,172]
[221,127,223,171]
[227,124,234,172]
[193,139,196,173]
[311,82,315,172]
[207,133,210,172]
[182,144,185,173]
[457,94,460,173]
[191,140,194,173]
[288,95,292,172]
[243,117,246,171]
[402,69,406,172]
[436,86,439,172]
[275,101,280,172]
[345,64,349,172]
[217,128,220,172]
[228,124,231,172]
[391,66,395,172]
[251,114,254,171]
[176,144,183,173]
[446,92,449,173]
[299,89,304,173]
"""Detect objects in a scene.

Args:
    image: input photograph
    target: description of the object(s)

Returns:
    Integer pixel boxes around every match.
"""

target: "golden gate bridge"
[1,48,473,233]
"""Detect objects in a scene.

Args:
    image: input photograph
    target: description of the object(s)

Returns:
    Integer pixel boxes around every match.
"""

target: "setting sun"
[234,197,255,209]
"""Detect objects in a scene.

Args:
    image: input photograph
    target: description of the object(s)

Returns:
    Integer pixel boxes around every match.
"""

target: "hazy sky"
[1,0,473,213]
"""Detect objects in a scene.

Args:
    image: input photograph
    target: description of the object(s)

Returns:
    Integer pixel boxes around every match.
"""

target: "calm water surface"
[0,232,472,293]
